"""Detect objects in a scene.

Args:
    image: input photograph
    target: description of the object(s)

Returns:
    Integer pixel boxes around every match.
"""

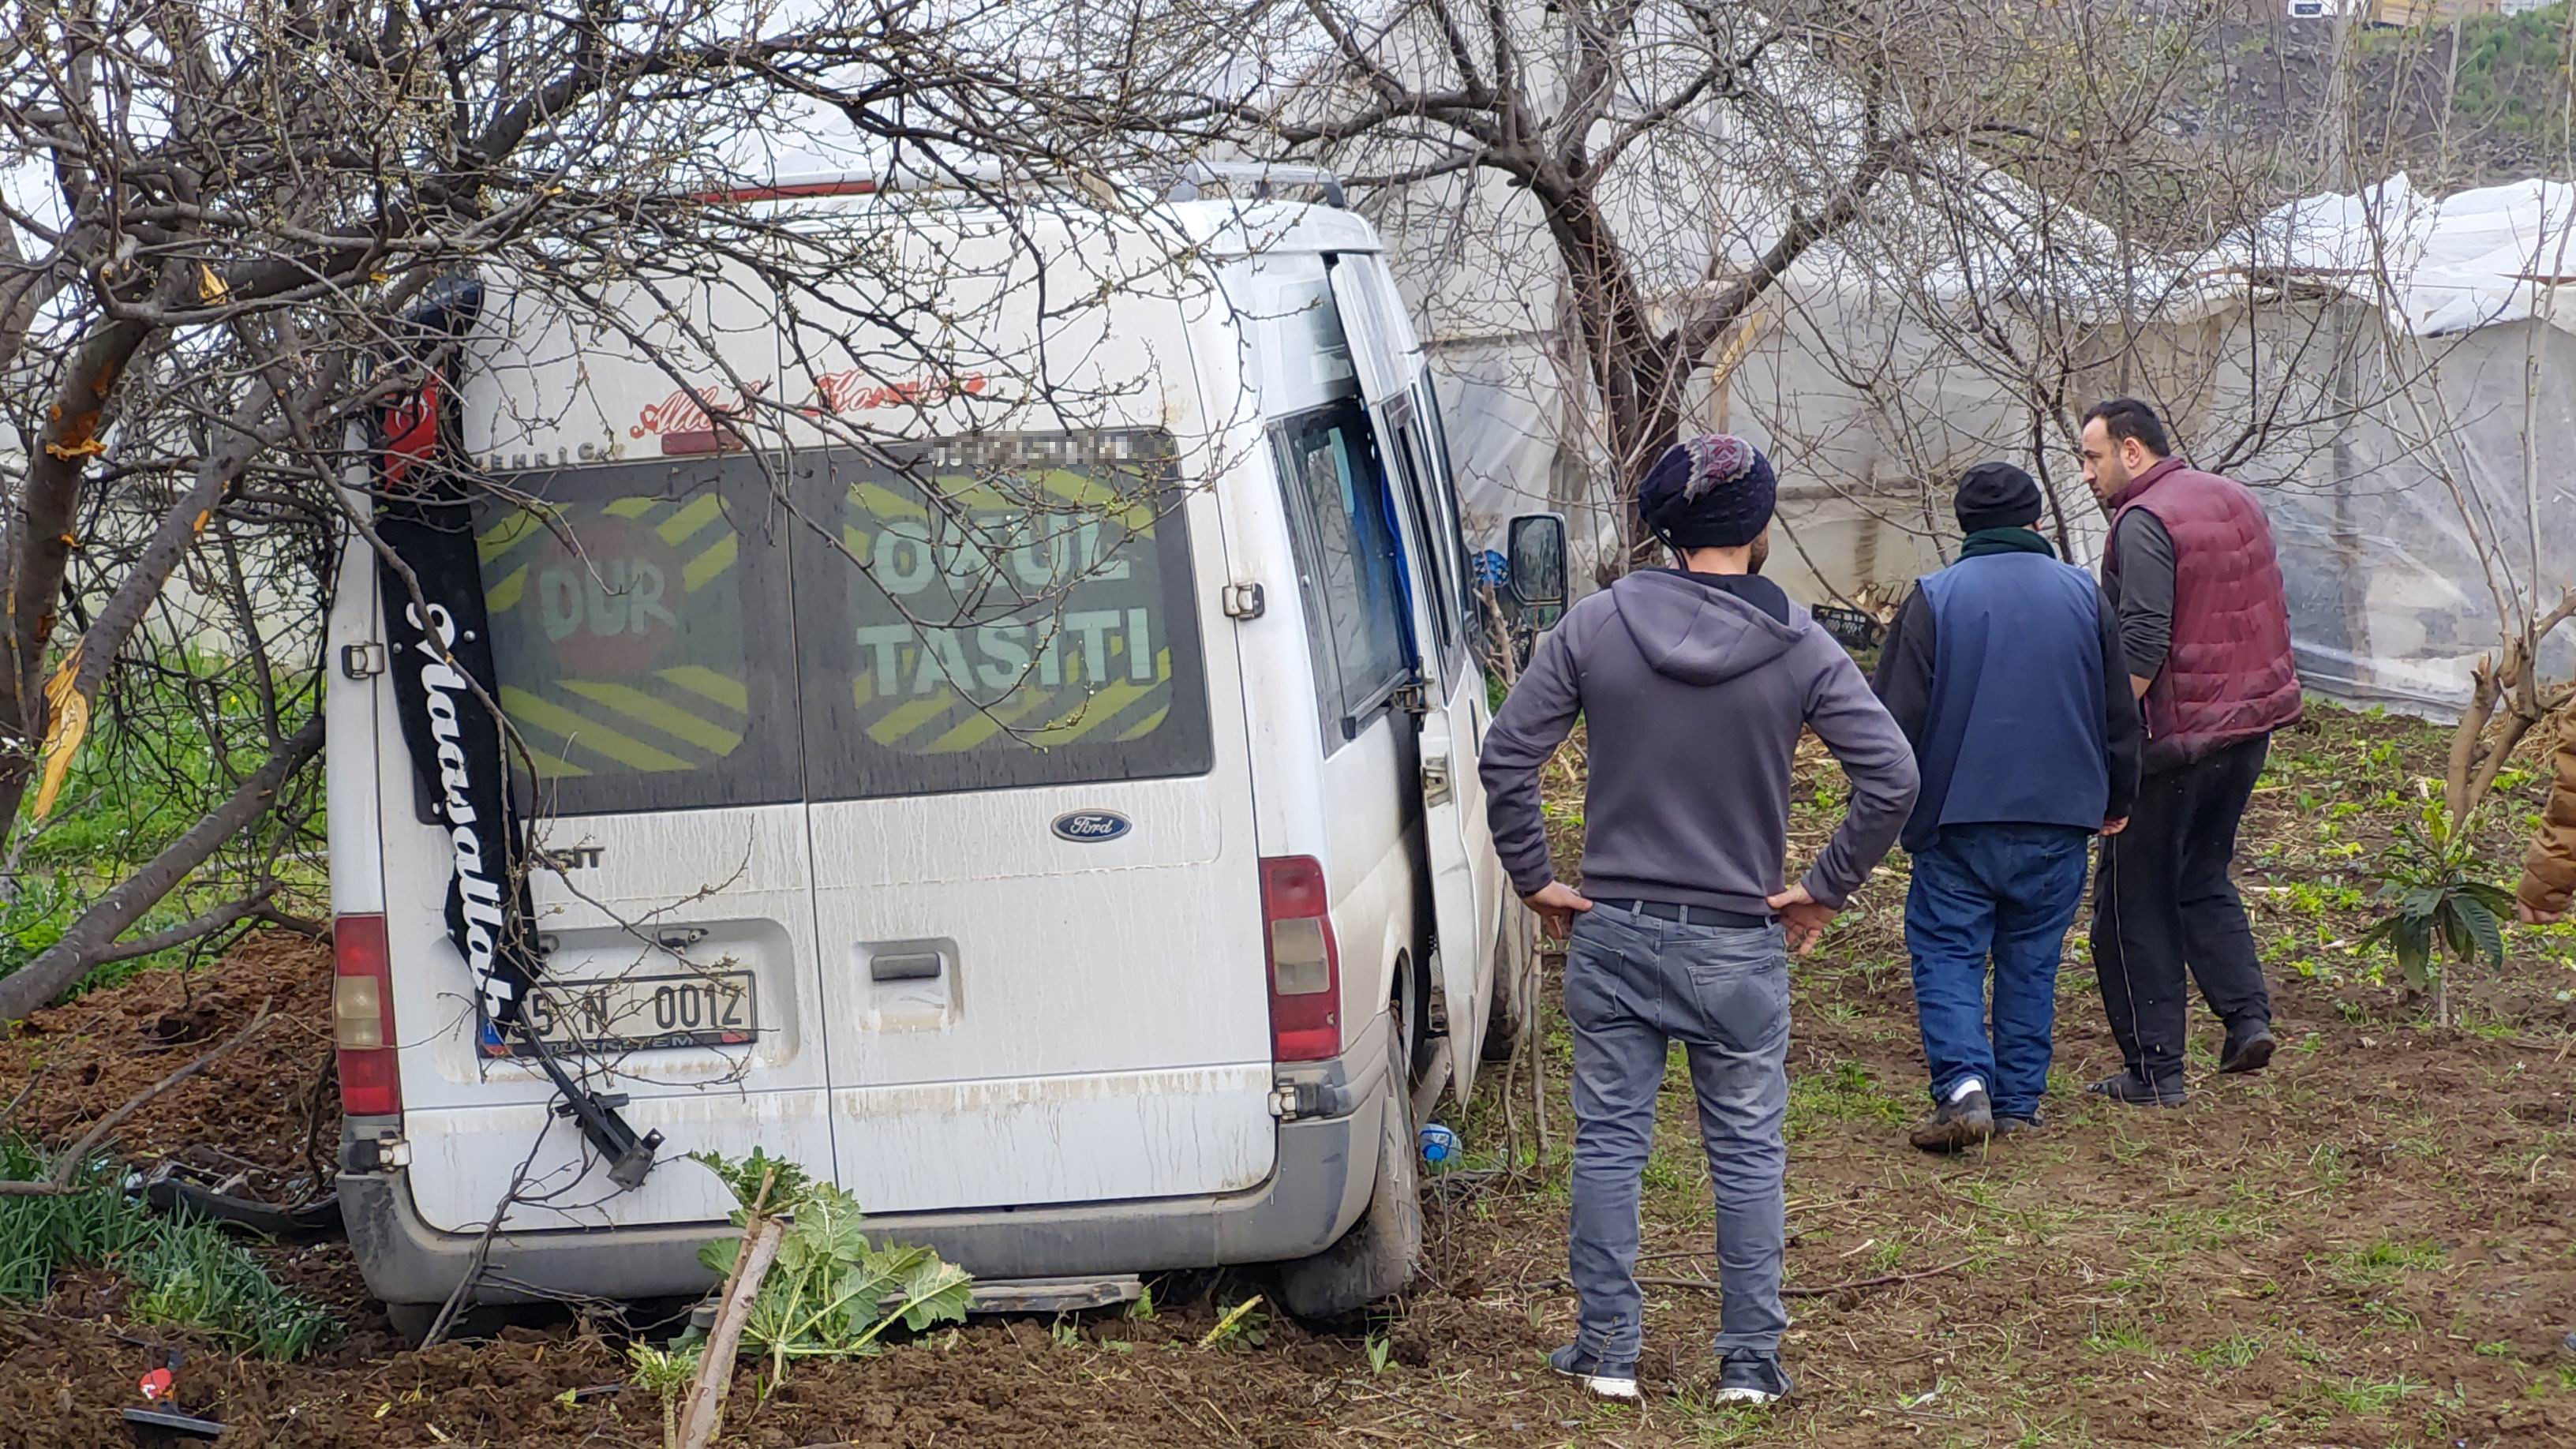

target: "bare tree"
[1204,0,2057,573]
[0,0,1230,1019]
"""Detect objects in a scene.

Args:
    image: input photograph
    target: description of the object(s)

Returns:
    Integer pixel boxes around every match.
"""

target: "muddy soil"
[6,708,2576,1447]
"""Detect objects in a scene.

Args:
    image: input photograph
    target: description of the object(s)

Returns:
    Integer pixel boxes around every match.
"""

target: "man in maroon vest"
[2078,399,2303,1106]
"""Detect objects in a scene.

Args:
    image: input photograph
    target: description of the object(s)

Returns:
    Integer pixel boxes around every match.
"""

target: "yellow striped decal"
[560,680,743,754]
[602,496,663,520]
[851,482,928,521]
[1030,680,1155,745]
[486,563,529,614]
[923,688,1057,754]
[658,666,749,713]
[476,507,558,564]
[867,688,958,745]
[1035,468,1154,532]
[1115,704,1170,742]
[499,687,693,772]
[683,533,738,592]
[656,494,725,546]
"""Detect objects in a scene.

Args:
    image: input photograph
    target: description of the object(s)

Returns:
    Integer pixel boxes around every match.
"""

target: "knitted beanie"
[1953,462,2044,534]
[1636,433,1777,550]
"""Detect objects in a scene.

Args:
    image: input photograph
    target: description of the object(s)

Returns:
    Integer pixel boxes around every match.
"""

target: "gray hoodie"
[1481,571,1919,915]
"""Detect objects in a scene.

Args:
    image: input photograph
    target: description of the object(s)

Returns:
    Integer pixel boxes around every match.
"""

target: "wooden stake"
[676,1170,784,1449]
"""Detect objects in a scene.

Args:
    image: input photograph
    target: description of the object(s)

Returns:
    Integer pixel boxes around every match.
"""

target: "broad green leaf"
[698,1237,741,1278]
[2460,882,2518,916]
[891,1254,973,1331]
[2458,895,2507,968]
[2437,900,2474,964]
[2394,916,2432,987]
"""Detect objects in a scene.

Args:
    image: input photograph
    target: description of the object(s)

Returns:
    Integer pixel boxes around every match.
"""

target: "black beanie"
[1954,462,2043,534]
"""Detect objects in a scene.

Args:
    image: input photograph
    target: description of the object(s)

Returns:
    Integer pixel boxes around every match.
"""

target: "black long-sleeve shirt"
[2105,511,2177,681]
[1873,568,2143,826]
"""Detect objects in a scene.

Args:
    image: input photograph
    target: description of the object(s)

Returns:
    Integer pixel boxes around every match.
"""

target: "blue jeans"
[1904,823,2093,1121]
[1562,904,1790,1365]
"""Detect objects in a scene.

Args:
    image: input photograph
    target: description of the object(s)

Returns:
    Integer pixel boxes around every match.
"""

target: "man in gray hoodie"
[1481,434,1918,1406]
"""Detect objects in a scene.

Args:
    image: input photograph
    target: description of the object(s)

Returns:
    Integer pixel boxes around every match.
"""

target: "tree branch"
[0,714,323,1023]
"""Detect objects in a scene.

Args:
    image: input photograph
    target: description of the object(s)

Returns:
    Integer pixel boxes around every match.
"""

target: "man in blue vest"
[1872,463,2142,1150]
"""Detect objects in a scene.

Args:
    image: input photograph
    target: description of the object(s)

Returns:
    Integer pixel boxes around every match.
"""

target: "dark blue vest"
[1906,552,2108,851]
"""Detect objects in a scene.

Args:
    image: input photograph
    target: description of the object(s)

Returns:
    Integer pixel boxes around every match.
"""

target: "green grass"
[2313,1373,2422,1416]
[2081,1317,2160,1357]
[2,656,326,998]
[1787,1060,1912,1139]
[2328,1238,2446,1287]
[2193,1335,2265,1370]
[0,1139,336,1359]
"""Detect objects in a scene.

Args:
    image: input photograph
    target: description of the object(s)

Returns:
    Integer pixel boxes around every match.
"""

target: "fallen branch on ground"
[0,999,274,1196]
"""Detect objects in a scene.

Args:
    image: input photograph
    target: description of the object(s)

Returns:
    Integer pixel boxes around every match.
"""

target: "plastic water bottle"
[1417,1121,1460,1167]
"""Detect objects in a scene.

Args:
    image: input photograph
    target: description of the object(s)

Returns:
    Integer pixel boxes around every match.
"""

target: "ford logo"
[1051,810,1133,843]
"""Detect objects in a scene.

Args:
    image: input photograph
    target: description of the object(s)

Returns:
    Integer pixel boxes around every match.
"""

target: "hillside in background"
[2202,2,2570,190]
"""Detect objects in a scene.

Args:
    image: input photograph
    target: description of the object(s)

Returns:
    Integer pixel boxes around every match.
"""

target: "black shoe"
[2087,1069,2185,1107]
[1908,1086,1994,1153]
[1995,1111,2043,1137]
[1712,1348,1793,1405]
[1548,1343,1638,1401]
[2218,1023,2276,1075]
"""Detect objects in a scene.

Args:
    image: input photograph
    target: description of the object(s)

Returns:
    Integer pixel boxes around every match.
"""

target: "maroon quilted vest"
[2105,459,2303,769]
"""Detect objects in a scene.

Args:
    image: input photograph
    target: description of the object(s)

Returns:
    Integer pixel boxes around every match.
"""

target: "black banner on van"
[369,277,543,1032]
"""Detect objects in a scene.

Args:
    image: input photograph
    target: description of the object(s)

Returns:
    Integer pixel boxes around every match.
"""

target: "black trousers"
[2090,733,2274,1084]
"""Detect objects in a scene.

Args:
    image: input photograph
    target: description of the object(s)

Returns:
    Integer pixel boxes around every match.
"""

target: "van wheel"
[1273,1061,1422,1322]
[384,1301,444,1346]
[1480,908,1534,1063]
[1393,951,1435,1089]
[384,1300,519,1346]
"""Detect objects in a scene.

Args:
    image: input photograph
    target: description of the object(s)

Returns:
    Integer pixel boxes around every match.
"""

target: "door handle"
[871,952,943,982]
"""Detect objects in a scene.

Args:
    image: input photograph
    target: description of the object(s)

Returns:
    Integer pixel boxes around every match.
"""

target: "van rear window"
[791,430,1213,799]
[472,431,1207,814]
[474,459,803,815]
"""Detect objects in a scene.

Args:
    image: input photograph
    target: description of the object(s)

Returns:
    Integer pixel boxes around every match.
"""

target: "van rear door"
[383,453,840,1234]
[794,430,1275,1213]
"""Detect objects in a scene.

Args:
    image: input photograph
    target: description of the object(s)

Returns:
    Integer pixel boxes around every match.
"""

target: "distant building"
[2366,0,2503,24]
[2289,0,2518,20]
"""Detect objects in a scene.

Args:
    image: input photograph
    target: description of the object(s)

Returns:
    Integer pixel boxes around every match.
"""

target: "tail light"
[1261,856,1342,1062]
[334,914,402,1118]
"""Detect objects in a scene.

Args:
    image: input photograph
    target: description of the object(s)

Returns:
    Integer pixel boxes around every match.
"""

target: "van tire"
[1394,952,1435,1088]
[1273,1070,1421,1322]
[1480,908,1533,1062]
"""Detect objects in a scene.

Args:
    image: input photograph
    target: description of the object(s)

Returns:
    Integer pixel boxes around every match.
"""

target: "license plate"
[499,971,758,1054]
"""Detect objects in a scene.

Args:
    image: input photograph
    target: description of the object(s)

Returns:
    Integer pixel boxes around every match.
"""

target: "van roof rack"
[691,159,1346,210]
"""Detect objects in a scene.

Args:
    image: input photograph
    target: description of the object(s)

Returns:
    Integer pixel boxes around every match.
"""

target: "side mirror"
[1505,513,1569,610]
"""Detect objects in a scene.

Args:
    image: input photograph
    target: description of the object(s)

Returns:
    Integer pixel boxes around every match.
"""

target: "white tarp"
[2239,175,2576,337]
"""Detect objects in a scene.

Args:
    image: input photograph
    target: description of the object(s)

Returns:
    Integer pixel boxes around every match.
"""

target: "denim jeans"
[1904,822,2094,1120]
[1562,903,1790,1365]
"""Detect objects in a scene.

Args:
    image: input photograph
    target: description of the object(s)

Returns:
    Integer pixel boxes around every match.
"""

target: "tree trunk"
[1530,174,1680,581]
